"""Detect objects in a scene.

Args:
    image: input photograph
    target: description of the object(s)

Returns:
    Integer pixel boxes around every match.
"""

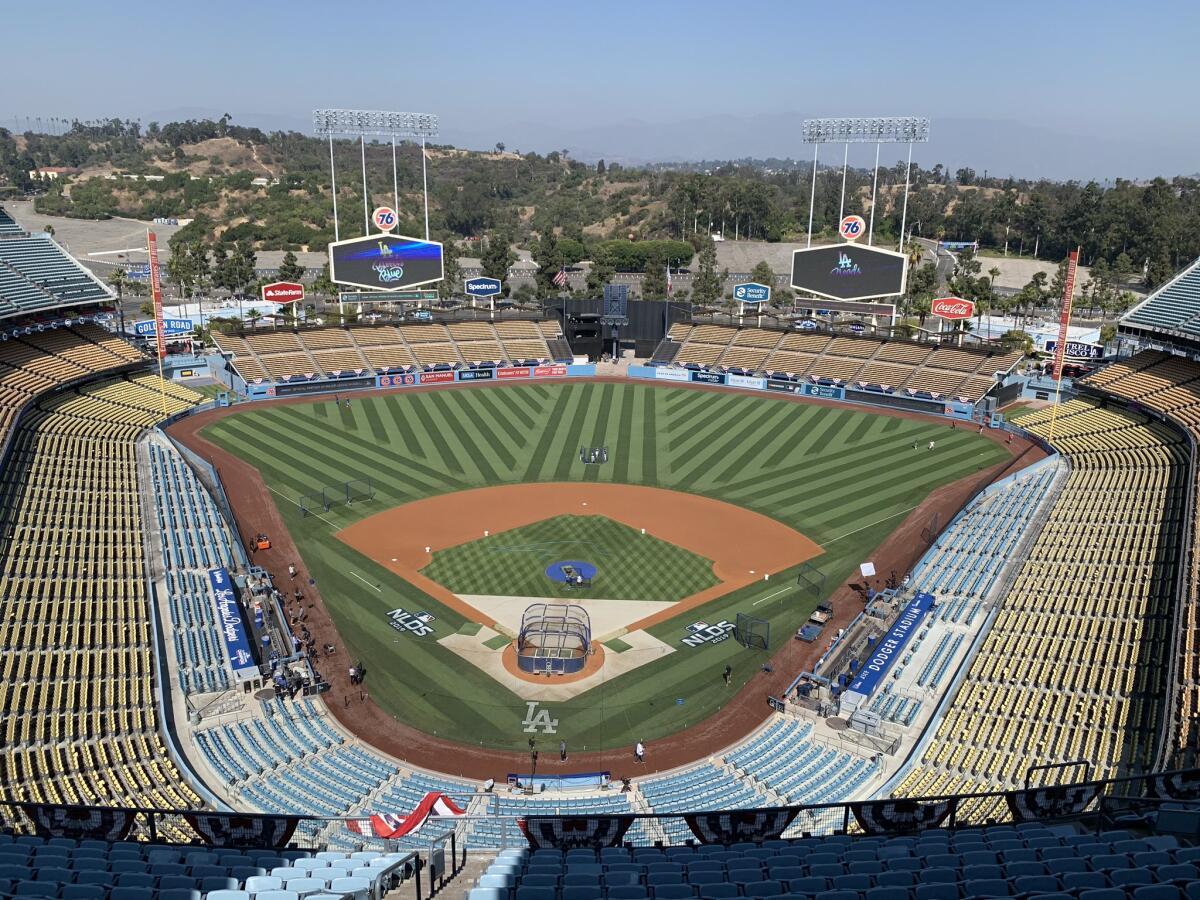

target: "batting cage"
[796,560,826,598]
[517,603,591,675]
[299,478,375,517]
[735,612,770,651]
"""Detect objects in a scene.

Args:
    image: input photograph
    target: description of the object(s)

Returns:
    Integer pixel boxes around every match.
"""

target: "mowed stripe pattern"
[206,382,998,541]
[201,383,1009,750]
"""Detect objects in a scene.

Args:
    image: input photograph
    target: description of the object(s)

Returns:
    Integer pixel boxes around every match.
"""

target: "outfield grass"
[202,382,1008,751]
[421,514,718,602]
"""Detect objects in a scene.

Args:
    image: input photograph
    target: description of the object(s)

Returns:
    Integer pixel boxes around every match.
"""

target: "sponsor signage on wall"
[534,365,568,378]
[790,244,907,301]
[691,371,726,385]
[1044,340,1102,360]
[654,367,691,382]
[457,369,495,381]
[420,370,455,384]
[726,373,766,390]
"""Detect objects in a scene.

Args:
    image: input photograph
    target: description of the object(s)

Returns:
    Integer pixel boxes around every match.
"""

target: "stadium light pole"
[802,116,930,247]
[312,109,440,242]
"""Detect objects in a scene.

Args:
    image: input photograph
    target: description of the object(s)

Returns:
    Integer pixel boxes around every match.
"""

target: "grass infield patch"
[483,633,512,650]
[420,513,718,603]
[457,622,482,636]
[604,637,633,653]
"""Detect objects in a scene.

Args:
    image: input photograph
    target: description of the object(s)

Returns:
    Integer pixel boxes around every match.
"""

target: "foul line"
[351,572,382,593]
[751,586,790,606]
[819,503,921,548]
[266,485,338,528]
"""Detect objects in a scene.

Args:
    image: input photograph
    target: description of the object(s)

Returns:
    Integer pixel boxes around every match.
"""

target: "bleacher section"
[0,206,113,316]
[211,320,570,385]
[1122,257,1200,339]
[471,827,1192,900]
[896,399,1182,809]
[145,436,238,695]
[658,324,1021,403]
[0,830,415,900]
[1080,351,1200,770]
[0,375,204,833]
[0,323,142,451]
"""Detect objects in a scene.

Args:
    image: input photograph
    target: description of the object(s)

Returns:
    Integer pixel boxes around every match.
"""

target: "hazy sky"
[5,0,1197,180]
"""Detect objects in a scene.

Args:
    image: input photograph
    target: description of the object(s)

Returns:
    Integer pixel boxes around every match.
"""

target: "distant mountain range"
[143,106,1196,183]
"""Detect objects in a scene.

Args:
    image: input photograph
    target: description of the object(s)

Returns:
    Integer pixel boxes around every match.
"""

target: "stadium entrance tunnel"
[545,560,597,585]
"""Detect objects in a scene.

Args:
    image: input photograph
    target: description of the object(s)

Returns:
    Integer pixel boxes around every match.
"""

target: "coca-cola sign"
[931,297,974,320]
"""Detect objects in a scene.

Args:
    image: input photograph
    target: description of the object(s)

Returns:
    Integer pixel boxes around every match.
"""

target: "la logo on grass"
[522,701,559,734]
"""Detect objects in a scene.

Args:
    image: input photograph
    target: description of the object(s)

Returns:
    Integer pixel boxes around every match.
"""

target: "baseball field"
[199,380,1009,752]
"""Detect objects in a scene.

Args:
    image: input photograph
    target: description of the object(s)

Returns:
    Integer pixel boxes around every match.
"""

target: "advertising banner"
[691,371,726,385]
[208,567,257,681]
[931,297,975,320]
[845,592,934,699]
[654,367,691,382]
[767,379,801,393]
[498,366,532,379]
[802,383,844,400]
[457,368,495,381]
[261,281,305,304]
[465,276,502,298]
[733,283,771,303]
[419,370,455,384]
[377,374,418,388]
[534,364,568,378]
[726,373,766,390]
[134,318,193,337]
[1044,340,1102,360]
[328,233,444,291]
[791,244,907,301]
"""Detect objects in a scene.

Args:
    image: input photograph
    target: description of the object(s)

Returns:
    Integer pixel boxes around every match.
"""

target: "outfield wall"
[231,363,597,400]
[628,365,979,420]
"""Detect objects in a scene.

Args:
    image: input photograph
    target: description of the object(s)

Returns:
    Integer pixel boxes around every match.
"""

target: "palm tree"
[905,241,925,322]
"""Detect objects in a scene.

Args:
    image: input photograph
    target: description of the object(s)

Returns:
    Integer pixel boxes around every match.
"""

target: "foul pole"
[1046,248,1080,444]
[146,230,169,419]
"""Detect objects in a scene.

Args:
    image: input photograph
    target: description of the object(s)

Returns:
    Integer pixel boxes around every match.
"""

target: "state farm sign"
[931,297,974,320]
[261,281,305,304]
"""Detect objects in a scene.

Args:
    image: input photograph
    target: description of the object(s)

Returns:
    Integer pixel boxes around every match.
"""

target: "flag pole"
[1046,247,1080,445]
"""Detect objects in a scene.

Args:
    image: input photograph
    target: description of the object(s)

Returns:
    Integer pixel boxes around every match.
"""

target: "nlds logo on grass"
[681,620,735,648]
[387,607,436,637]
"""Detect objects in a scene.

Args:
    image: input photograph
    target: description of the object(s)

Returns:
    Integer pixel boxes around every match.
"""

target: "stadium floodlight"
[311,109,439,138]
[801,116,929,145]
[313,108,440,246]
[800,116,930,250]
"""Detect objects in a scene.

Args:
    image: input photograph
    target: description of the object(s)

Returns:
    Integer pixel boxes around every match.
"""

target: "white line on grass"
[351,572,382,592]
[819,503,921,548]
[265,485,339,528]
[751,586,790,606]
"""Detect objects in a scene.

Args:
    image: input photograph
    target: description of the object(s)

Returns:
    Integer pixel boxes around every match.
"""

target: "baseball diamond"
[189,379,1012,752]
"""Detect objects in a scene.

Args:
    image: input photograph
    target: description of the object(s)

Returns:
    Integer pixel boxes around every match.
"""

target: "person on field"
[634,741,645,763]
[928,440,935,451]
[560,740,567,762]
[288,563,297,580]
[723,664,732,686]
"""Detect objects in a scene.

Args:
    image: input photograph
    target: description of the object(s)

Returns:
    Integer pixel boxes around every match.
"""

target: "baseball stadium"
[3,127,1200,900]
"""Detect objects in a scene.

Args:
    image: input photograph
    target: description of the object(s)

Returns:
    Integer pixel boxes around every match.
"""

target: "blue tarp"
[208,567,257,681]
[846,591,935,699]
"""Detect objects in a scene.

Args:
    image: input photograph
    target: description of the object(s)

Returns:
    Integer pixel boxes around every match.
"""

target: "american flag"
[552,267,569,288]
